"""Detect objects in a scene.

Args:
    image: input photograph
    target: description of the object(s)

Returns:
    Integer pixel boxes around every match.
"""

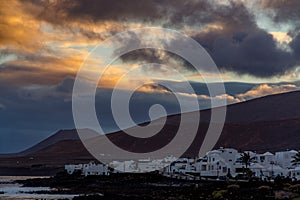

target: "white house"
[275,150,297,169]
[256,152,275,167]
[266,165,288,177]
[195,148,240,177]
[193,148,296,179]
[137,158,167,172]
[249,163,265,178]
[109,156,177,173]
[82,162,110,176]
[110,160,137,172]
[65,162,110,176]
[169,158,195,174]
[65,164,83,175]
[289,166,300,180]
[64,149,300,180]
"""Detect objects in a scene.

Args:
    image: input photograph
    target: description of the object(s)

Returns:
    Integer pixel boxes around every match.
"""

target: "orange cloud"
[237,84,298,100]
[0,54,84,86]
[186,73,232,80]
[0,0,152,90]
[0,0,45,53]
[270,32,292,44]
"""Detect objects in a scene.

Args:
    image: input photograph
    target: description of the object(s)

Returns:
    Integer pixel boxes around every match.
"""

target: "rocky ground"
[15,171,300,200]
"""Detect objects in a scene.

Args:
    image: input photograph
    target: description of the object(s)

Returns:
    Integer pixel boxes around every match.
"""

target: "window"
[222,167,227,173]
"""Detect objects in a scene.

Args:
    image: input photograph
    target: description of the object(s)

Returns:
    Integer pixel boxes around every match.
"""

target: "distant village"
[65,147,300,181]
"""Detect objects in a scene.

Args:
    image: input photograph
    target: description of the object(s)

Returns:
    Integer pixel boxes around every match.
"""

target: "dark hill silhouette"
[0,91,299,174]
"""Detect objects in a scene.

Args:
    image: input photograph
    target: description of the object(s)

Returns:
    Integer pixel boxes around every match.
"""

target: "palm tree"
[240,152,255,178]
[292,151,300,166]
[241,152,254,169]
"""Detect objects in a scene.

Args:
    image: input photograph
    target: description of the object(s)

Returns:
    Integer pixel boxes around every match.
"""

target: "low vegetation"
[17,171,300,200]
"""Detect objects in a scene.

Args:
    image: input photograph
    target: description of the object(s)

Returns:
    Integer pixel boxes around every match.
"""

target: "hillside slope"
[0,91,299,173]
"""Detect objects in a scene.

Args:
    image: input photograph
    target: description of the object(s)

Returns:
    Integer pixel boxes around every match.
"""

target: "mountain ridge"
[0,91,299,173]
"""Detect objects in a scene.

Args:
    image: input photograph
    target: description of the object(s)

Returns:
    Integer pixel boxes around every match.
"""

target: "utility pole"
[270,161,274,178]
[217,162,220,179]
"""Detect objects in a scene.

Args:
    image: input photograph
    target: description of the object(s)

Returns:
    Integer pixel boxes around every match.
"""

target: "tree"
[240,152,255,178]
[241,152,254,169]
[292,151,300,166]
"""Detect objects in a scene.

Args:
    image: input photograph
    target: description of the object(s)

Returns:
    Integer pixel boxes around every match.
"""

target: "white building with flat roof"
[256,152,275,167]
[275,150,297,169]
[65,164,83,175]
[64,148,300,180]
[290,166,300,180]
[82,162,110,176]
[65,162,110,176]
[195,148,240,177]
[193,148,298,179]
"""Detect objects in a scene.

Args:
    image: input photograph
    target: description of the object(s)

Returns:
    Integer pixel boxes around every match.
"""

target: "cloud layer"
[1,0,300,152]
[1,0,300,82]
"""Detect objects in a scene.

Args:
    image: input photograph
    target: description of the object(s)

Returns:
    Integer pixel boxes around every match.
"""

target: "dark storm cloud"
[119,49,195,73]
[113,0,258,74]
[0,64,36,73]
[116,28,300,78]
[33,0,254,29]
[90,0,297,78]
[259,0,300,73]
[25,0,254,32]
[25,0,165,25]
[290,33,300,60]
[139,83,173,93]
[10,0,300,78]
[260,0,300,29]
[195,30,298,77]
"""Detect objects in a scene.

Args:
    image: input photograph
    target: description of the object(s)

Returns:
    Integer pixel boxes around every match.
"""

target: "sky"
[1,0,300,153]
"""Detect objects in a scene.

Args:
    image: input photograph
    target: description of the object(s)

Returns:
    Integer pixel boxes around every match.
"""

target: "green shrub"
[289,184,300,193]
[258,185,272,191]
[212,190,227,199]
[283,183,292,191]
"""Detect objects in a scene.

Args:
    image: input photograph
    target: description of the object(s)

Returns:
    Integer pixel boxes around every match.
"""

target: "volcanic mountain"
[0,91,299,175]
